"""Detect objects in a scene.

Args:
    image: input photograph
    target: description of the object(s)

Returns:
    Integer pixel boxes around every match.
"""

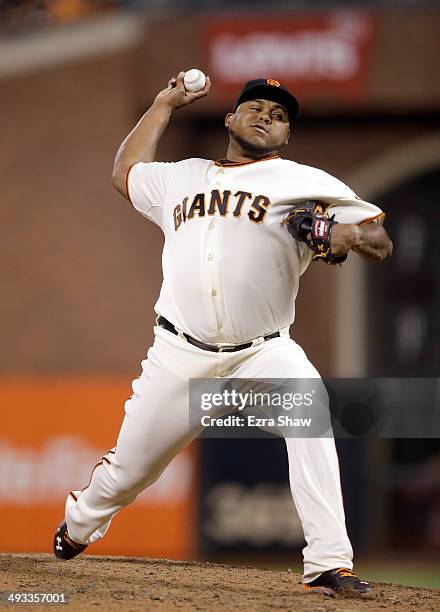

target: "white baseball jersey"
[64,157,376,578]
[127,156,383,345]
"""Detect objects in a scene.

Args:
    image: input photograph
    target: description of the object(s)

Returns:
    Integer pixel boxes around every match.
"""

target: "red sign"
[204,12,375,102]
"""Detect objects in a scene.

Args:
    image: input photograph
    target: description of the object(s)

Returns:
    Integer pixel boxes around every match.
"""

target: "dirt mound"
[0,554,438,611]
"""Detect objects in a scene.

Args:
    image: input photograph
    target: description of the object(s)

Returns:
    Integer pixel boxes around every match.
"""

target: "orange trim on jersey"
[79,446,116,494]
[80,459,104,494]
[360,212,386,226]
[125,164,136,207]
[215,155,280,167]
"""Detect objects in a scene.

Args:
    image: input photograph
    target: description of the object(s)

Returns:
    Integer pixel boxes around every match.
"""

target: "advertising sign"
[0,377,197,558]
[204,12,375,102]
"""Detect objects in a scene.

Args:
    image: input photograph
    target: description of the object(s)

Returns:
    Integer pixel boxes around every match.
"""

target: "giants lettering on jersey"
[173,189,271,231]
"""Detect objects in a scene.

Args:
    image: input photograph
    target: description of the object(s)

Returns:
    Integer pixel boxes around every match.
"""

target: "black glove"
[284,200,347,265]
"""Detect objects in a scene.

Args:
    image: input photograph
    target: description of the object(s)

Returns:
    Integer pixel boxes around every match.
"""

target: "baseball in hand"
[183,69,206,93]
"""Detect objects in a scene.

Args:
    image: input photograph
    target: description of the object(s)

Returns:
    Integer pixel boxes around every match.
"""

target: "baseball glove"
[284,200,347,265]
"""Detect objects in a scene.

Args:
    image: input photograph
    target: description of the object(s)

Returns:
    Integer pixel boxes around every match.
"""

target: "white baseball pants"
[65,325,353,581]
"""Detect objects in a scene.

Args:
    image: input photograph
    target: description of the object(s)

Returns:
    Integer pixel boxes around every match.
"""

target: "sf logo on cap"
[266,79,281,87]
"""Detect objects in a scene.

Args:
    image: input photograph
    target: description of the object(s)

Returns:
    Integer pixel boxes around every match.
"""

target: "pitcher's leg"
[235,337,353,582]
[66,372,197,545]
[284,436,353,581]
[65,330,210,545]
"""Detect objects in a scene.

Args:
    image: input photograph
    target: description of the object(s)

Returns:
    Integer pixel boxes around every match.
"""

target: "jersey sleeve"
[312,169,385,226]
[126,161,176,228]
[328,198,385,226]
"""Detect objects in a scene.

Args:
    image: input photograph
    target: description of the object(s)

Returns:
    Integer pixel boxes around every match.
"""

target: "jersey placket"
[205,168,226,338]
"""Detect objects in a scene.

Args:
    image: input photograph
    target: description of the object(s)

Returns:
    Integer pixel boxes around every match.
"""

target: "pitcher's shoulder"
[178,157,213,168]
[279,158,352,190]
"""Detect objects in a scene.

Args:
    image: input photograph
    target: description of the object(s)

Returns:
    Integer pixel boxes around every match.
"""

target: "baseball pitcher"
[53,73,392,598]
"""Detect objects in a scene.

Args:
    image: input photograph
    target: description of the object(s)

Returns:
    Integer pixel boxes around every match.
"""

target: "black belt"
[157,316,280,353]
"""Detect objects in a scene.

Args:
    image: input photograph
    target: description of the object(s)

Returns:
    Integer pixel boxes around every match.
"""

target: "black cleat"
[304,568,374,598]
[53,522,87,560]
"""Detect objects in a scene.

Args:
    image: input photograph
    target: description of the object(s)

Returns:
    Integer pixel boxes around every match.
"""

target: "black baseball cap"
[232,78,300,121]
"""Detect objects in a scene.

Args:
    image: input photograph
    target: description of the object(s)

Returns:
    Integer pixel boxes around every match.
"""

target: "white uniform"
[65,155,383,581]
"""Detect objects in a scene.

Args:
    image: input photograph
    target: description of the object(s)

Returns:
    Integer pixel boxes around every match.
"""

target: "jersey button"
[208,254,214,262]
[217,322,223,330]
[212,289,217,296]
